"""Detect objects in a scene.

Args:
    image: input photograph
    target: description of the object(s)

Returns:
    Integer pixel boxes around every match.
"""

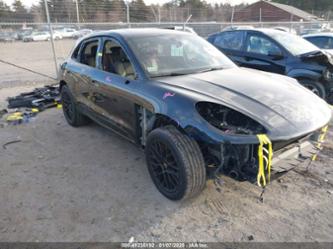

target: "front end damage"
[195,102,329,186]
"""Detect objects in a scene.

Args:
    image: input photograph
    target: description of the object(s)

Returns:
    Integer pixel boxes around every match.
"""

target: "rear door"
[242,32,286,74]
[66,38,101,108]
[211,31,246,65]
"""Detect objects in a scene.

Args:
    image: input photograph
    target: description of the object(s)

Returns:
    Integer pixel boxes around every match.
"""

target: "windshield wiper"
[151,72,190,78]
[195,66,224,74]
[151,66,224,78]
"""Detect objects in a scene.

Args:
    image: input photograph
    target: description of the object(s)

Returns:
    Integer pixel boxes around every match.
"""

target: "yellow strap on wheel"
[256,134,273,187]
[319,126,328,143]
[312,125,329,161]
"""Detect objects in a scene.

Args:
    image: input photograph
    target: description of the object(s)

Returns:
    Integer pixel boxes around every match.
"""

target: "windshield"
[126,33,236,77]
[268,31,319,56]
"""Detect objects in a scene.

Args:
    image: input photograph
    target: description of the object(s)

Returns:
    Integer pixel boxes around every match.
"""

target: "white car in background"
[302,33,333,55]
[52,31,63,40]
[72,29,93,39]
[23,31,50,42]
[59,28,77,38]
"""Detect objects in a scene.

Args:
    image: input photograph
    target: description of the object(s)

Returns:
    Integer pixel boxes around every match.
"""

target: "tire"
[61,85,89,127]
[145,126,206,200]
[299,79,326,99]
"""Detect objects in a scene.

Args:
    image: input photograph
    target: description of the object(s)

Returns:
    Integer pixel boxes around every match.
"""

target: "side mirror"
[268,51,284,60]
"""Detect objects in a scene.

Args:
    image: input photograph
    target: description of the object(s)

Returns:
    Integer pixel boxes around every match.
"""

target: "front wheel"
[300,80,326,99]
[145,126,206,200]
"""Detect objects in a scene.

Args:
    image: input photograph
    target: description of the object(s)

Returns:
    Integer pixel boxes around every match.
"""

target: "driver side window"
[246,34,282,56]
[101,39,135,80]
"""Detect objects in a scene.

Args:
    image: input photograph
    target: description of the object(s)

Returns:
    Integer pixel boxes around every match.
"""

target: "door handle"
[92,93,105,103]
[91,79,99,87]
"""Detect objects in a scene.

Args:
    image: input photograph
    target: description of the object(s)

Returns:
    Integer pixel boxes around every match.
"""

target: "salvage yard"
[0,83,333,242]
[1,39,333,242]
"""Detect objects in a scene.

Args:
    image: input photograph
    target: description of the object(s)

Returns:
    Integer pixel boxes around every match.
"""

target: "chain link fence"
[1,1,333,86]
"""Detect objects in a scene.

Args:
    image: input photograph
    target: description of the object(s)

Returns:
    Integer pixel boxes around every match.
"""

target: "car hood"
[156,67,332,139]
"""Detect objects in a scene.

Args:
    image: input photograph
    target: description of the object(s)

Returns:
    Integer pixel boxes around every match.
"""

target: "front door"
[89,37,139,142]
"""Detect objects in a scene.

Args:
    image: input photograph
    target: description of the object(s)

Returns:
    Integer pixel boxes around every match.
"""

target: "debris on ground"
[2,139,22,150]
[7,84,60,110]
[1,84,61,126]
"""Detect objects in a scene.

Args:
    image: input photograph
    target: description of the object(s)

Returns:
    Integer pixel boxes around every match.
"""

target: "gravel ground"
[0,40,75,88]
[0,83,333,242]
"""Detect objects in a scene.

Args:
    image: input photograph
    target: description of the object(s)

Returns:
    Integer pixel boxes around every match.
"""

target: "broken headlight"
[196,102,266,135]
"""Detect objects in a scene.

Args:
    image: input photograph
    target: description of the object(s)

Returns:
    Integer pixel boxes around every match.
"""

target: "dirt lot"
[0,40,75,87]
[0,84,332,242]
[0,41,333,242]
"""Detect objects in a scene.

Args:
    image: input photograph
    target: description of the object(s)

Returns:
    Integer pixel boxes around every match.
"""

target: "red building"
[234,0,319,22]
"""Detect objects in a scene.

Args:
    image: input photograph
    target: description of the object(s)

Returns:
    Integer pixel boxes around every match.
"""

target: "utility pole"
[44,0,58,80]
[183,14,192,31]
[290,14,293,33]
[126,1,130,28]
[231,6,235,27]
[259,8,263,27]
[158,6,161,24]
[75,0,80,29]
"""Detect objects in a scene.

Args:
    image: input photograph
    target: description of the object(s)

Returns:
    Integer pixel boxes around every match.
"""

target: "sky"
[4,0,258,8]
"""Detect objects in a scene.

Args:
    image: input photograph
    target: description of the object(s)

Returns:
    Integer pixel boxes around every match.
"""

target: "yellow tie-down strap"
[256,134,273,187]
[312,125,329,162]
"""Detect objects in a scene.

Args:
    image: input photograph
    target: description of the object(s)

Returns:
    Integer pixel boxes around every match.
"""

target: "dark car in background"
[59,29,331,200]
[303,33,333,55]
[208,28,333,103]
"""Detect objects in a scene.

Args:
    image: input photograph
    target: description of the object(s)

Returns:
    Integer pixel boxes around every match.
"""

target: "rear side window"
[214,31,244,50]
[306,37,333,49]
[79,40,99,67]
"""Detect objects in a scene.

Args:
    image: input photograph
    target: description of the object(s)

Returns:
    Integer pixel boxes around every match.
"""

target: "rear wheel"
[145,126,206,200]
[61,85,89,127]
[299,80,326,99]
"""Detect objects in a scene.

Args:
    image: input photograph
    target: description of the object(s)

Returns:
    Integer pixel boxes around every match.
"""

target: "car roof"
[302,33,333,38]
[83,28,192,39]
[209,28,287,37]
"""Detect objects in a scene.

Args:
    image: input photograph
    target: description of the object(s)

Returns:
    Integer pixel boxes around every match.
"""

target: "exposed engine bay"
[196,102,266,135]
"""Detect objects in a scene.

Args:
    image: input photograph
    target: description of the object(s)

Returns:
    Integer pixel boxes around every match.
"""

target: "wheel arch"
[287,69,321,82]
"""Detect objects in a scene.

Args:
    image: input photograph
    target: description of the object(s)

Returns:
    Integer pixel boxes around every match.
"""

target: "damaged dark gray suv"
[59,29,331,200]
